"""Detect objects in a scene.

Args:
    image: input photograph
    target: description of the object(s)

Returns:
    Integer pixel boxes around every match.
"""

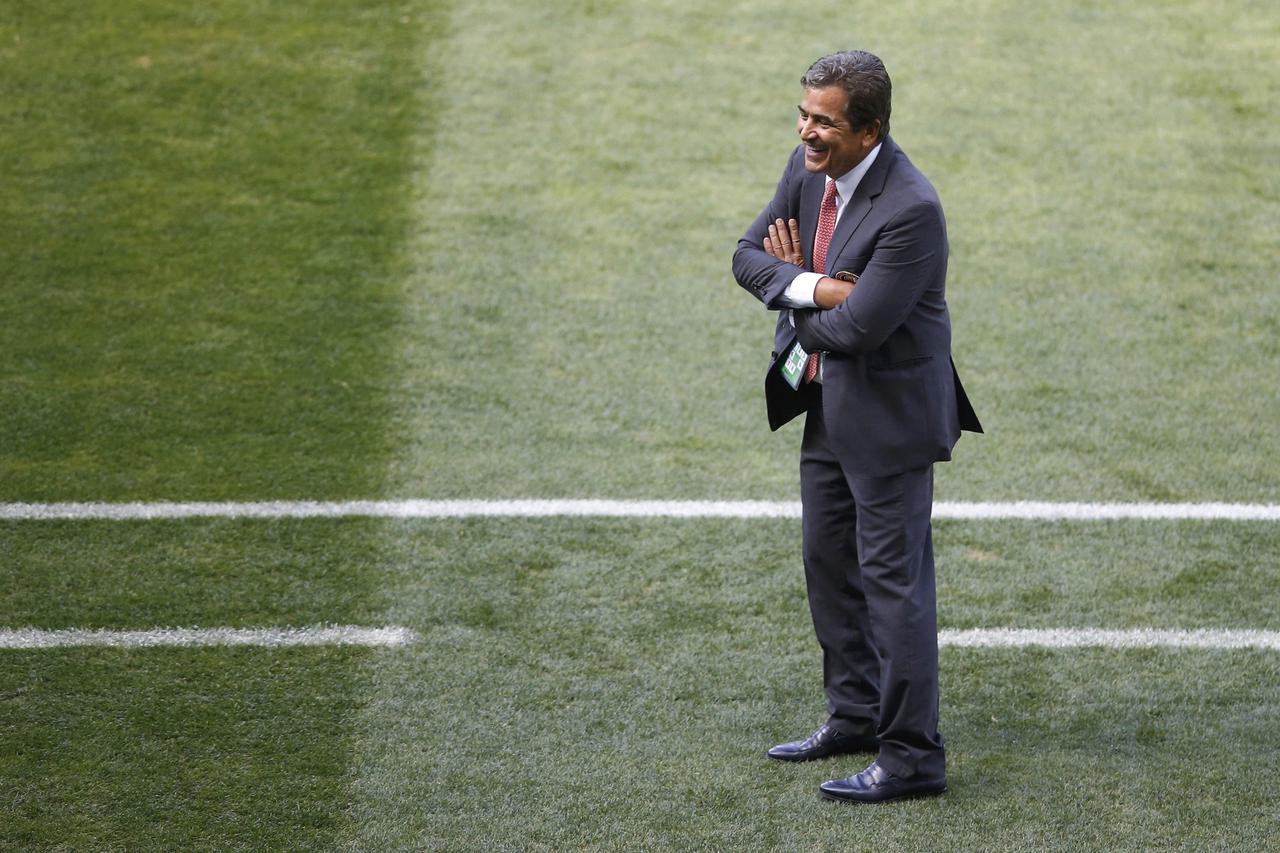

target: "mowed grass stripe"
[0,2,441,849]
[0,0,428,502]
[0,625,418,649]
[4,499,1279,520]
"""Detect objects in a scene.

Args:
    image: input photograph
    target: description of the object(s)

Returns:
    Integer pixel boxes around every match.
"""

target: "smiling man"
[732,50,981,804]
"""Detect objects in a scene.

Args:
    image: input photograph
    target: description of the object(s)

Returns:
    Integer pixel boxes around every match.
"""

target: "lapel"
[822,135,897,274]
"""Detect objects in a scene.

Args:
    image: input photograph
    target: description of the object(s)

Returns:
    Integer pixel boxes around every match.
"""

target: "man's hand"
[763,218,804,266]
[762,217,855,308]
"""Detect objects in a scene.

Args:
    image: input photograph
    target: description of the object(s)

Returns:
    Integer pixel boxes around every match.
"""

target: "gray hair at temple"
[800,50,891,141]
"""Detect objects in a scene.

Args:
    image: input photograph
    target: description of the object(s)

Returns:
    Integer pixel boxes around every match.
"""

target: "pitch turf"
[2,0,1278,849]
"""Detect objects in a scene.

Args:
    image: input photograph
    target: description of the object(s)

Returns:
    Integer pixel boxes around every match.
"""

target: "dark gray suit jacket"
[733,136,981,477]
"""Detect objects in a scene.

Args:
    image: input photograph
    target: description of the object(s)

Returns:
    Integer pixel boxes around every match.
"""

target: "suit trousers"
[800,398,945,781]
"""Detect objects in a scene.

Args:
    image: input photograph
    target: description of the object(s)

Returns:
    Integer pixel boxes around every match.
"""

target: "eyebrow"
[797,105,840,125]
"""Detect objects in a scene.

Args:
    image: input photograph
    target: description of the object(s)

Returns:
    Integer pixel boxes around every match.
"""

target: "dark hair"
[801,50,891,140]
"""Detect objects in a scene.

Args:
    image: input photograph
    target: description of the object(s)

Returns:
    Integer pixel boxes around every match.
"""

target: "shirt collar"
[828,142,882,207]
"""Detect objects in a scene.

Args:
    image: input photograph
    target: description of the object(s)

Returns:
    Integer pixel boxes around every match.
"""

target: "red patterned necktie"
[804,180,840,383]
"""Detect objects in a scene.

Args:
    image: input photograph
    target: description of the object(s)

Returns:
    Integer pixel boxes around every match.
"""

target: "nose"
[798,117,817,139]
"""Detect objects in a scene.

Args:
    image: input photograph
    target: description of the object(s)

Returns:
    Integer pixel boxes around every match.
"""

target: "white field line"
[939,628,1280,650]
[1,500,1278,521]
[0,625,418,649]
[2,626,1275,651]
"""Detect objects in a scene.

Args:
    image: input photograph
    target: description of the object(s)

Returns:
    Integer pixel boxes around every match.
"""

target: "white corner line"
[0,500,1278,521]
[0,625,419,649]
[939,628,1280,650]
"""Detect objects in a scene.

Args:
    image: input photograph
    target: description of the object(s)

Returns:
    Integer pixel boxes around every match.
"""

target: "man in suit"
[732,50,981,804]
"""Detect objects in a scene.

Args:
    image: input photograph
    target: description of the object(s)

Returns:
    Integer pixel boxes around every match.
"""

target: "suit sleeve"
[732,147,807,310]
[792,200,945,354]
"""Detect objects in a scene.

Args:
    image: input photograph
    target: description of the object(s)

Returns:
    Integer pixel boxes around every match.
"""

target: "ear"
[862,120,882,148]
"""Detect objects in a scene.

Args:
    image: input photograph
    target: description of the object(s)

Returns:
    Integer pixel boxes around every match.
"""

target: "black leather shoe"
[766,724,878,762]
[819,760,946,804]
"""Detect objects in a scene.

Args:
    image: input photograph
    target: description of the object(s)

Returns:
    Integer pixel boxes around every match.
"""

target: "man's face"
[797,86,879,179]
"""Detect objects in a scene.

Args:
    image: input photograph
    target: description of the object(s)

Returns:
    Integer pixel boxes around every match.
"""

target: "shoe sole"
[766,751,837,762]
[819,785,946,805]
[766,743,879,762]
[766,748,874,762]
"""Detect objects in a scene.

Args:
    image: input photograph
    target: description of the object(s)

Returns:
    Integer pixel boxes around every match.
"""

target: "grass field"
[2,0,1278,849]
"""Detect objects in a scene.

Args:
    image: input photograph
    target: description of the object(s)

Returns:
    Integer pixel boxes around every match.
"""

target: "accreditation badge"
[780,340,808,390]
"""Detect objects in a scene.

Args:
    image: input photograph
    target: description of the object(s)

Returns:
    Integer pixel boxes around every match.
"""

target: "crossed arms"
[739,199,947,355]
[761,217,855,310]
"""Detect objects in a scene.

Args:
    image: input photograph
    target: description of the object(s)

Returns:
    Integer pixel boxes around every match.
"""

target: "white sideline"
[0,625,418,649]
[2,626,1275,651]
[1,500,1278,521]
[939,628,1280,650]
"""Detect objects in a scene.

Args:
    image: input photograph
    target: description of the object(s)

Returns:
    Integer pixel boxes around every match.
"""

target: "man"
[732,50,981,804]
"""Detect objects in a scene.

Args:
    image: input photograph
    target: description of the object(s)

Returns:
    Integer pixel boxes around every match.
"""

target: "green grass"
[3,647,369,850]
[0,520,386,628]
[0,0,438,501]
[349,520,1280,850]
[3,0,1277,502]
[2,0,1278,848]
[0,518,394,849]
[380,0,1280,503]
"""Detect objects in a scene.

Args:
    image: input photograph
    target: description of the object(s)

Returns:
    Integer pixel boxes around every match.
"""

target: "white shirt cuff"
[782,272,823,309]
